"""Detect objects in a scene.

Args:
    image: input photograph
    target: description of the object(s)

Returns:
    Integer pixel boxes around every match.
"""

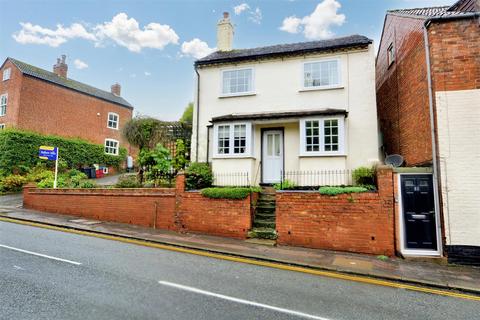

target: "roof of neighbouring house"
[4,57,133,109]
[387,3,478,20]
[195,35,372,67]
[210,109,348,123]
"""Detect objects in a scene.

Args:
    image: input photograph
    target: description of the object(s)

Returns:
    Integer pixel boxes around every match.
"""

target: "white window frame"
[387,43,395,66]
[0,93,7,117]
[0,124,5,130]
[2,68,11,81]
[104,138,119,155]
[107,112,119,129]
[299,116,346,156]
[213,122,252,158]
[220,67,255,97]
[302,58,342,91]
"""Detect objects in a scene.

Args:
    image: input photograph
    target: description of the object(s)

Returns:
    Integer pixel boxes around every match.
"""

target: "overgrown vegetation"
[185,162,213,190]
[273,179,297,190]
[201,187,261,199]
[319,186,369,196]
[0,129,126,177]
[115,175,142,188]
[352,166,376,186]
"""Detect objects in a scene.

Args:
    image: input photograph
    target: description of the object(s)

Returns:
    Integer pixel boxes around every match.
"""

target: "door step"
[244,238,277,246]
[247,227,278,240]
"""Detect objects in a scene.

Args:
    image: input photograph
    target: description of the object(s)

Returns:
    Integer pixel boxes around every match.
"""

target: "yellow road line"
[1,216,479,302]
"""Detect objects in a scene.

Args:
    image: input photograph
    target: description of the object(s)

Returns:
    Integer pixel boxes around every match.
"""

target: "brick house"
[192,13,379,186]
[376,0,479,264]
[0,55,134,161]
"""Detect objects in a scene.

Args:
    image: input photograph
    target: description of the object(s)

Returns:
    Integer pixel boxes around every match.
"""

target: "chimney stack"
[53,55,68,78]
[111,83,121,96]
[217,12,234,52]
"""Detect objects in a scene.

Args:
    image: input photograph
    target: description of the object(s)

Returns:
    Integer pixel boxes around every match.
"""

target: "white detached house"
[191,12,379,185]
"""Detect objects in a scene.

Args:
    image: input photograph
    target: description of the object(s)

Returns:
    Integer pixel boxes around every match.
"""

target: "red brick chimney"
[53,55,68,78]
[111,83,121,96]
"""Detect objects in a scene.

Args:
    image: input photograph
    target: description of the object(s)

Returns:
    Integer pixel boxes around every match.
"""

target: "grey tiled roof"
[388,5,476,19]
[195,35,372,66]
[7,58,133,109]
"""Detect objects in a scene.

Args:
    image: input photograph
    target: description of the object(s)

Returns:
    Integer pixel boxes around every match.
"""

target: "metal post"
[53,147,59,189]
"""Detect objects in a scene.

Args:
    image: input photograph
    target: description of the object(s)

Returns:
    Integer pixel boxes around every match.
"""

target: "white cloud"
[12,13,179,53]
[12,22,96,47]
[279,0,346,40]
[181,38,216,59]
[249,7,262,24]
[73,59,88,69]
[144,71,151,76]
[279,16,302,33]
[234,3,250,15]
[95,13,179,52]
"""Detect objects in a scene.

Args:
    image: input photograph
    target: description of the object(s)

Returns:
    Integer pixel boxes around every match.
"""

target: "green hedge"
[0,129,127,176]
[201,187,261,199]
[319,186,369,196]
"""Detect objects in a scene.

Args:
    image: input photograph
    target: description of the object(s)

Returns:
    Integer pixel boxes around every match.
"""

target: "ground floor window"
[213,122,251,157]
[105,139,119,155]
[300,117,344,156]
[0,124,5,130]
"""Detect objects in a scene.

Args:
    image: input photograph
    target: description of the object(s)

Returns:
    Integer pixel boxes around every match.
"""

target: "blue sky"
[0,0,453,120]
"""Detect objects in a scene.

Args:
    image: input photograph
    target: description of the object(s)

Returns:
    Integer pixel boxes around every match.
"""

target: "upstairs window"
[0,94,7,116]
[105,139,119,155]
[222,68,253,96]
[303,59,341,89]
[300,117,345,156]
[2,68,11,81]
[214,122,252,157]
[107,112,119,129]
[387,43,395,66]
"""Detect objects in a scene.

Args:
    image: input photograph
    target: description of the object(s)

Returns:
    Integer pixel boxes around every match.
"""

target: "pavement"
[1,220,480,320]
[0,193,479,296]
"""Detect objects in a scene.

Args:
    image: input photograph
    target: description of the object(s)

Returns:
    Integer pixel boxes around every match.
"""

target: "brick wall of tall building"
[0,60,23,126]
[376,14,433,166]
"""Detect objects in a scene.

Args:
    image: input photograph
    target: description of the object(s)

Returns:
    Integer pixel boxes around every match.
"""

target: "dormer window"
[387,43,395,66]
[107,112,119,129]
[2,68,11,81]
[221,68,254,96]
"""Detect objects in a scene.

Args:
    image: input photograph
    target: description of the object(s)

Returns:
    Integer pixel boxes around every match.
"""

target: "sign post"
[39,146,59,189]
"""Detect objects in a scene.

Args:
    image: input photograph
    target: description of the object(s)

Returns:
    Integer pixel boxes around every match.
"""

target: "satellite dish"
[385,154,404,167]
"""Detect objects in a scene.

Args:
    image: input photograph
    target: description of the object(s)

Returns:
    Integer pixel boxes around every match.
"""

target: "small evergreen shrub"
[115,175,142,188]
[0,174,28,192]
[352,166,376,186]
[319,186,369,196]
[79,181,96,189]
[185,162,213,190]
[273,179,297,190]
[201,187,259,199]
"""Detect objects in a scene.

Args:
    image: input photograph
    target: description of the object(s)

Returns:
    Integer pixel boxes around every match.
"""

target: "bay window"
[214,122,252,157]
[300,117,345,156]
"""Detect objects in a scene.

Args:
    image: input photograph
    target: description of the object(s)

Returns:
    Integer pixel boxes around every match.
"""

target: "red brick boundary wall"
[23,174,254,239]
[276,167,395,256]
[23,187,176,229]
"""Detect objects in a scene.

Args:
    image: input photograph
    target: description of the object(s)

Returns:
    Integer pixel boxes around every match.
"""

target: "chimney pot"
[217,12,234,52]
[53,55,68,78]
[111,83,121,96]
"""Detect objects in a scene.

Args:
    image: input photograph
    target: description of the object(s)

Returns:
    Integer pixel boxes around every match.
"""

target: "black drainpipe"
[194,67,200,162]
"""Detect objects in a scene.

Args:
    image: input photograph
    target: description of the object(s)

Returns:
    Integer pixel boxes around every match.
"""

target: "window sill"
[299,153,346,158]
[212,155,256,160]
[219,92,256,99]
[108,127,119,130]
[299,86,344,92]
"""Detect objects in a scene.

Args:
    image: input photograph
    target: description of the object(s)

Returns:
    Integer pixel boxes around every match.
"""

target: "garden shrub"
[0,129,127,177]
[352,166,376,186]
[273,179,297,190]
[201,187,259,199]
[26,165,54,183]
[185,162,213,190]
[319,186,369,196]
[0,174,28,192]
[79,181,96,189]
[171,139,187,171]
[115,175,142,188]
[37,175,67,189]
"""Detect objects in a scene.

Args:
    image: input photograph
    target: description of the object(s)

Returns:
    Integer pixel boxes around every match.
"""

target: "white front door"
[262,130,283,183]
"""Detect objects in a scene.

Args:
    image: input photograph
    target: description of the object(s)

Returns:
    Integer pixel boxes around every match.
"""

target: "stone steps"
[247,227,277,240]
[250,187,277,240]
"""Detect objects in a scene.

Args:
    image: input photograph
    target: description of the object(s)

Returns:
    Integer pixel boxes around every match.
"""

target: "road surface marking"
[1,217,479,302]
[158,281,331,320]
[0,244,81,265]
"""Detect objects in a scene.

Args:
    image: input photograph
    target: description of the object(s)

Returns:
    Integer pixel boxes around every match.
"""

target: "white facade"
[436,89,480,247]
[192,43,380,185]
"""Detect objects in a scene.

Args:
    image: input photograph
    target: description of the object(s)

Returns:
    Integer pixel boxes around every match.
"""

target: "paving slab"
[0,207,479,294]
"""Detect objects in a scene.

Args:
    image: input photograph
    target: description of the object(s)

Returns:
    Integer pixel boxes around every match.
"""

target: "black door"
[401,175,437,250]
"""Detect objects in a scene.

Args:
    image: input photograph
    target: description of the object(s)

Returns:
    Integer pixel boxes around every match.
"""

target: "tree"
[180,102,193,124]
[172,139,187,171]
[122,117,169,151]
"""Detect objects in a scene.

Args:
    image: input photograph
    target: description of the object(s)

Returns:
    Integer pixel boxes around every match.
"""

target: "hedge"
[0,129,127,176]
[318,186,369,196]
[201,187,261,199]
